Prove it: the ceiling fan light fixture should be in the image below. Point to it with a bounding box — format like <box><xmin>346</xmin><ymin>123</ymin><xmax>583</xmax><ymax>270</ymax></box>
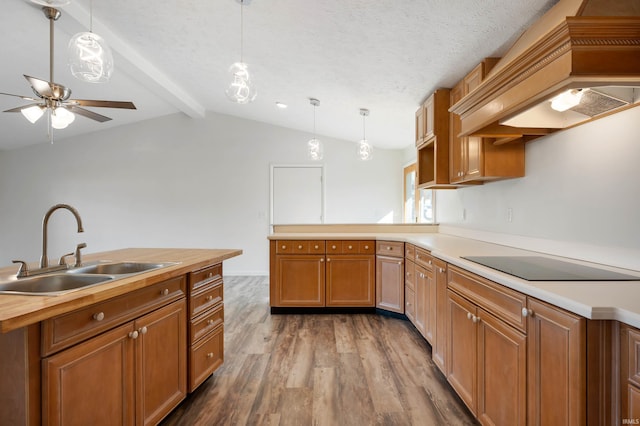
<box><xmin>68</xmin><ymin>32</ymin><xmax>114</xmax><ymax>83</ymax></box>
<box><xmin>21</xmin><ymin>105</ymin><xmax>45</xmax><ymax>124</ymax></box>
<box><xmin>51</xmin><ymin>107</ymin><xmax>75</xmax><ymax>129</ymax></box>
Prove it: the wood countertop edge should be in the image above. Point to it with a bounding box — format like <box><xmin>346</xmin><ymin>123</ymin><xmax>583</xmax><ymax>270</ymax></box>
<box><xmin>0</xmin><ymin>248</ymin><xmax>242</xmax><ymax>334</ymax></box>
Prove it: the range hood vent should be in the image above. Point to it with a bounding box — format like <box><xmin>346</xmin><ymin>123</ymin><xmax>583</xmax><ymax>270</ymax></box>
<box><xmin>450</xmin><ymin>0</ymin><xmax>640</xmax><ymax>142</ymax></box>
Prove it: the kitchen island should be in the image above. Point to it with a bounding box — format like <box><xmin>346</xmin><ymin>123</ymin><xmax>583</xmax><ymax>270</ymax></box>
<box><xmin>0</xmin><ymin>247</ymin><xmax>241</xmax><ymax>426</ymax></box>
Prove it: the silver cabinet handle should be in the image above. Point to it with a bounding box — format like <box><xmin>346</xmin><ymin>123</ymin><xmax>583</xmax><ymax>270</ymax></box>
<box><xmin>439</xmin><ymin>268</ymin><xmax>444</xmax><ymax>273</ymax></box>
<box><xmin>129</xmin><ymin>330</ymin><xmax>139</xmax><ymax>339</ymax></box>
<box><xmin>139</xmin><ymin>326</ymin><xmax>148</xmax><ymax>335</ymax></box>
<box><xmin>467</xmin><ymin>312</ymin><xmax>473</xmax><ymax>320</ymax></box>
<box><xmin>93</xmin><ymin>312</ymin><xmax>105</xmax><ymax>321</ymax></box>
<box><xmin>428</xmin><ymin>260</ymin><xmax>432</xmax><ymax>265</ymax></box>
<box><xmin>522</xmin><ymin>307</ymin><xmax>532</xmax><ymax>317</ymax></box>
<box><xmin>387</xmin><ymin>246</ymin><xmax>392</xmax><ymax>250</ymax></box>
<box><xmin>472</xmin><ymin>315</ymin><xmax>480</xmax><ymax>324</ymax></box>
<box><xmin>161</xmin><ymin>288</ymin><xmax>169</xmax><ymax>296</ymax></box>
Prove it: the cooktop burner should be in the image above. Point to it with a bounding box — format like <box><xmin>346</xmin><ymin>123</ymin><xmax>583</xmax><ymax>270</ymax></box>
<box><xmin>461</xmin><ymin>256</ymin><xmax>640</xmax><ymax>281</ymax></box>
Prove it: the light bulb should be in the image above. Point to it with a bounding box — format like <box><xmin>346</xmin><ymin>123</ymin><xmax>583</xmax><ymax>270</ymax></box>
<box><xmin>308</xmin><ymin>138</ymin><xmax>324</xmax><ymax>161</ymax></box>
<box><xmin>225</xmin><ymin>62</ymin><xmax>257</xmax><ymax>104</ymax></box>
<box><xmin>357</xmin><ymin>139</ymin><xmax>373</xmax><ymax>161</ymax></box>
<box><xmin>21</xmin><ymin>105</ymin><xmax>45</xmax><ymax>124</ymax></box>
<box><xmin>550</xmin><ymin>89</ymin><xmax>584</xmax><ymax>112</ymax></box>
<box><xmin>68</xmin><ymin>32</ymin><xmax>114</xmax><ymax>83</ymax></box>
<box><xmin>51</xmin><ymin>108</ymin><xmax>75</xmax><ymax>129</ymax></box>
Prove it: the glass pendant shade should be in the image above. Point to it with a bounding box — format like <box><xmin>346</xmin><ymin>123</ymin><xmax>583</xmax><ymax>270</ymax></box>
<box><xmin>357</xmin><ymin>139</ymin><xmax>373</xmax><ymax>161</ymax></box>
<box><xmin>51</xmin><ymin>108</ymin><xmax>75</xmax><ymax>129</ymax></box>
<box><xmin>225</xmin><ymin>62</ymin><xmax>257</xmax><ymax>104</ymax></box>
<box><xmin>21</xmin><ymin>105</ymin><xmax>45</xmax><ymax>124</ymax></box>
<box><xmin>68</xmin><ymin>32</ymin><xmax>114</xmax><ymax>83</ymax></box>
<box><xmin>308</xmin><ymin>138</ymin><xmax>324</xmax><ymax>161</ymax></box>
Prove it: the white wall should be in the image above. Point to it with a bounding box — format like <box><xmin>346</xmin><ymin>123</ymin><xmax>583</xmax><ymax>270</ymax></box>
<box><xmin>0</xmin><ymin>112</ymin><xmax>404</xmax><ymax>274</ymax></box>
<box><xmin>436</xmin><ymin>106</ymin><xmax>640</xmax><ymax>267</ymax></box>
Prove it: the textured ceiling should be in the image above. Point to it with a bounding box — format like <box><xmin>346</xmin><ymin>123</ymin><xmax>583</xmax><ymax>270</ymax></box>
<box><xmin>0</xmin><ymin>0</ymin><xmax>557</xmax><ymax>151</ymax></box>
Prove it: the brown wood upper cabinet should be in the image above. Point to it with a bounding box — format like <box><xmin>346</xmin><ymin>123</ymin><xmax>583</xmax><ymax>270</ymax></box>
<box><xmin>416</xmin><ymin>89</ymin><xmax>451</xmax><ymax>189</ymax></box>
<box><xmin>449</xmin><ymin>59</ymin><xmax>525</xmax><ymax>184</ymax></box>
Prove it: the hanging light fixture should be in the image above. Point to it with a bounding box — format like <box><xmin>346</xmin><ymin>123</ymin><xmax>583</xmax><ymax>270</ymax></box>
<box><xmin>30</xmin><ymin>0</ymin><xmax>71</xmax><ymax>6</ymax></box>
<box><xmin>68</xmin><ymin>0</ymin><xmax>114</xmax><ymax>83</ymax></box>
<box><xmin>357</xmin><ymin>108</ymin><xmax>373</xmax><ymax>161</ymax></box>
<box><xmin>225</xmin><ymin>0</ymin><xmax>257</xmax><ymax>104</ymax></box>
<box><xmin>308</xmin><ymin>98</ymin><xmax>323</xmax><ymax>161</ymax></box>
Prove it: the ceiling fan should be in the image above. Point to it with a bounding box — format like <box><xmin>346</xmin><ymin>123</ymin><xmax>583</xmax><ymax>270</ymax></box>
<box><xmin>0</xmin><ymin>5</ymin><xmax>136</xmax><ymax>140</ymax></box>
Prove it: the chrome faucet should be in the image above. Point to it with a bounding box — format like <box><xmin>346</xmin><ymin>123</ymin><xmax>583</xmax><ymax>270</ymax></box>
<box><xmin>41</xmin><ymin>204</ymin><xmax>84</xmax><ymax>268</ymax></box>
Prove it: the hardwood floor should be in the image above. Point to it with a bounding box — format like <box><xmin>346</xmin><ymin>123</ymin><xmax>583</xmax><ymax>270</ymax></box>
<box><xmin>162</xmin><ymin>276</ymin><xmax>477</xmax><ymax>425</ymax></box>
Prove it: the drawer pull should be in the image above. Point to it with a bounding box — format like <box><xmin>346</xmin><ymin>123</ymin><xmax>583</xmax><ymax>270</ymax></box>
<box><xmin>327</xmin><ymin>258</ymin><xmax>331</xmax><ymax>262</ymax></box>
<box><xmin>92</xmin><ymin>312</ymin><xmax>105</xmax><ymax>321</ymax></box>
<box><xmin>206</xmin><ymin>295</ymin><xmax>214</xmax><ymax>301</ymax></box>
<box><xmin>207</xmin><ymin>352</ymin><xmax>214</xmax><ymax>359</ymax></box>
<box><xmin>128</xmin><ymin>330</ymin><xmax>139</xmax><ymax>339</ymax></box>
<box><xmin>467</xmin><ymin>312</ymin><xmax>473</xmax><ymax>320</ymax></box>
<box><xmin>208</xmin><ymin>272</ymin><xmax>213</xmax><ymax>278</ymax></box>
<box><xmin>314</xmin><ymin>245</ymin><xmax>319</xmax><ymax>249</ymax></box>
<box><xmin>364</xmin><ymin>245</ymin><xmax>369</xmax><ymax>250</ymax></box>
<box><xmin>387</xmin><ymin>246</ymin><xmax>392</xmax><ymax>250</ymax></box>
<box><xmin>439</xmin><ymin>268</ymin><xmax>444</xmax><ymax>273</ymax></box>
<box><xmin>207</xmin><ymin>319</ymin><xmax>215</xmax><ymax>326</ymax></box>
<box><xmin>320</xmin><ymin>258</ymin><xmax>324</xmax><ymax>263</ymax></box>
<box><xmin>416</xmin><ymin>254</ymin><xmax>420</xmax><ymax>259</ymax></box>
<box><xmin>332</xmin><ymin>245</ymin><xmax>337</xmax><ymax>250</ymax></box>
<box><xmin>139</xmin><ymin>326</ymin><xmax>148</xmax><ymax>335</ymax></box>
<box><xmin>428</xmin><ymin>260</ymin><xmax>432</xmax><ymax>265</ymax></box>
<box><xmin>348</xmin><ymin>245</ymin><xmax>353</xmax><ymax>250</ymax></box>
<box><xmin>298</xmin><ymin>245</ymin><xmax>303</xmax><ymax>250</ymax></box>
<box><xmin>281</xmin><ymin>245</ymin><xmax>287</xmax><ymax>250</ymax></box>
<box><xmin>398</xmin><ymin>261</ymin><xmax>402</xmax><ymax>265</ymax></box>
<box><xmin>161</xmin><ymin>288</ymin><xmax>169</xmax><ymax>296</ymax></box>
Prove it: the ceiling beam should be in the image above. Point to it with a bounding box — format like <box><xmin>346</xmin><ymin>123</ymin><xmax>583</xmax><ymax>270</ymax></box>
<box><xmin>59</xmin><ymin>3</ymin><xmax>206</xmax><ymax>119</ymax></box>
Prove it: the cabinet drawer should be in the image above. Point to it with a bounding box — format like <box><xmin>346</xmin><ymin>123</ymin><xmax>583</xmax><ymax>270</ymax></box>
<box><xmin>415</xmin><ymin>248</ymin><xmax>433</xmax><ymax>270</ymax></box>
<box><xmin>327</xmin><ymin>240</ymin><xmax>375</xmax><ymax>255</ymax></box>
<box><xmin>189</xmin><ymin>263</ymin><xmax>222</xmax><ymax>292</ymax></box>
<box><xmin>42</xmin><ymin>276</ymin><xmax>186</xmax><ymax>356</ymax></box>
<box><xmin>190</xmin><ymin>303</ymin><xmax>224</xmax><ymax>344</ymax></box>
<box><xmin>276</xmin><ymin>240</ymin><xmax>325</xmax><ymax>254</ymax></box>
<box><xmin>405</xmin><ymin>259</ymin><xmax>415</xmax><ymax>291</ymax></box>
<box><xmin>405</xmin><ymin>286</ymin><xmax>416</xmax><ymax>319</ymax></box>
<box><xmin>189</xmin><ymin>324</ymin><xmax>224</xmax><ymax>392</ymax></box>
<box><xmin>376</xmin><ymin>241</ymin><xmax>404</xmax><ymax>258</ymax></box>
<box><xmin>190</xmin><ymin>281</ymin><xmax>223</xmax><ymax>318</ymax></box>
<box><xmin>448</xmin><ymin>266</ymin><xmax>526</xmax><ymax>332</ymax></box>
<box><xmin>405</xmin><ymin>244</ymin><xmax>416</xmax><ymax>261</ymax></box>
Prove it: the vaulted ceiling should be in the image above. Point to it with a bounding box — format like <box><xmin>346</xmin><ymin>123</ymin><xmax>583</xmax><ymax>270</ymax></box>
<box><xmin>0</xmin><ymin>0</ymin><xmax>557</xmax><ymax>151</ymax></box>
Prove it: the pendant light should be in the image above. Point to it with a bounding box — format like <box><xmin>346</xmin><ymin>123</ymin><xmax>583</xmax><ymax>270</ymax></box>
<box><xmin>225</xmin><ymin>0</ymin><xmax>257</xmax><ymax>104</ymax></box>
<box><xmin>30</xmin><ymin>0</ymin><xmax>71</xmax><ymax>6</ymax></box>
<box><xmin>308</xmin><ymin>98</ymin><xmax>323</xmax><ymax>161</ymax></box>
<box><xmin>68</xmin><ymin>0</ymin><xmax>114</xmax><ymax>83</ymax></box>
<box><xmin>357</xmin><ymin>108</ymin><xmax>373</xmax><ymax>161</ymax></box>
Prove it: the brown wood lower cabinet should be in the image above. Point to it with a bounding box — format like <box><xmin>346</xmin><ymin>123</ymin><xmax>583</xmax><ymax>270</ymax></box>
<box><xmin>42</xmin><ymin>299</ymin><xmax>187</xmax><ymax>426</ymax></box>
<box><xmin>622</xmin><ymin>324</ymin><xmax>640</xmax><ymax>422</ymax></box>
<box><xmin>326</xmin><ymin>254</ymin><xmax>375</xmax><ymax>306</ymax></box>
<box><xmin>432</xmin><ymin>258</ymin><xmax>448</xmax><ymax>374</ymax></box>
<box><xmin>376</xmin><ymin>241</ymin><xmax>405</xmax><ymax>313</ymax></box>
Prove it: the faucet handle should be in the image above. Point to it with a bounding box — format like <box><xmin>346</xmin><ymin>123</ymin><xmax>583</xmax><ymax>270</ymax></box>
<box><xmin>75</xmin><ymin>243</ymin><xmax>87</xmax><ymax>267</ymax></box>
<box><xmin>59</xmin><ymin>252</ymin><xmax>75</xmax><ymax>266</ymax></box>
<box><xmin>12</xmin><ymin>260</ymin><xmax>29</xmax><ymax>278</ymax></box>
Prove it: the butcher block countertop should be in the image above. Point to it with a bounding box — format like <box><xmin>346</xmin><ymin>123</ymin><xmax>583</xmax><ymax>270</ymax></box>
<box><xmin>0</xmin><ymin>248</ymin><xmax>242</xmax><ymax>334</ymax></box>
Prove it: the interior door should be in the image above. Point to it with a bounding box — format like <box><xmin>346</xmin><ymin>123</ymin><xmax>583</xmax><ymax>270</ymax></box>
<box><xmin>271</xmin><ymin>165</ymin><xmax>324</xmax><ymax>225</ymax></box>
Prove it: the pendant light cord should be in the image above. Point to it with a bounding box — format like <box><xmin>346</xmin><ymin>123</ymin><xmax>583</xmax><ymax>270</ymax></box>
<box><xmin>240</xmin><ymin>0</ymin><xmax>244</xmax><ymax>63</ymax></box>
<box><xmin>313</xmin><ymin>105</ymin><xmax>316</xmax><ymax>139</ymax></box>
<box><xmin>89</xmin><ymin>0</ymin><xmax>93</xmax><ymax>33</ymax></box>
<box><xmin>362</xmin><ymin>114</ymin><xmax>366</xmax><ymax>140</ymax></box>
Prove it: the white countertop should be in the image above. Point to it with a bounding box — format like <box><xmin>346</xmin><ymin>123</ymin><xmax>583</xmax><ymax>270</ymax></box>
<box><xmin>270</xmin><ymin>231</ymin><xmax>640</xmax><ymax>328</ymax></box>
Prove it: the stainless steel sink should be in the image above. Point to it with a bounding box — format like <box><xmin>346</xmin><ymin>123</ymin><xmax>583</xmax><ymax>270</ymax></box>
<box><xmin>68</xmin><ymin>261</ymin><xmax>177</xmax><ymax>275</ymax></box>
<box><xmin>0</xmin><ymin>274</ymin><xmax>114</xmax><ymax>296</ymax></box>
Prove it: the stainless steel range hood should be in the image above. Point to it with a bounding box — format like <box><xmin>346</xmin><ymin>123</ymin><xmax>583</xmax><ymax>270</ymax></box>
<box><xmin>450</xmin><ymin>0</ymin><xmax>640</xmax><ymax>144</ymax></box>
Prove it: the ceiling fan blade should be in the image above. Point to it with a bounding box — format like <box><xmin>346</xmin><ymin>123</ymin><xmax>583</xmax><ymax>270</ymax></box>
<box><xmin>66</xmin><ymin>105</ymin><xmax>112</xmax><ymax>122</ymax></box>
<box><xmin>3</xmin><ymin>103</ymin><xmax>43</xmax><ymax>113</ymax></box>
<box><xmin>0</xmin><ymin>92</ymin><xmax>40</xmax><ymax>101</ymax></box>
<box><xmin>69</xmin><ymin>99</ymin><xmax>137</xmax><ymax>110</ymax></box>
<box><xmin>24</xmin><ymin>75</ymin><xmax>71</xmax><ymax>100</ymax></box>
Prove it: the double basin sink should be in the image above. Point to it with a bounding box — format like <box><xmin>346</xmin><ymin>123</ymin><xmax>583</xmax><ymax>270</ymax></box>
<box><xmin>0</xmin><ymin>261</ymin><xmax>178</xmax><ymax>296</ymax></box>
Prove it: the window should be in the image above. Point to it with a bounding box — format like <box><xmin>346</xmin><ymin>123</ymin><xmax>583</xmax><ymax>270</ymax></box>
<box><xmin>404</xmin><ymin>163</ymin><xmax>435</xmax><ymax>224</ymax></box>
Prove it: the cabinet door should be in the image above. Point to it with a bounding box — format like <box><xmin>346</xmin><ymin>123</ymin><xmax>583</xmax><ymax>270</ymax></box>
<box><xmin>414</xmin><ymin>265</ymin><xmax>428</xmax><ymax>337</ymax></box>
<box><xmin>432</xmin><ymin>260</ymin><xmax>447</xmax><ymax>374</ymax></box>
<box><xmin>465</xmin><ymin>136</ymin><xmax>483</xmax><ymax>180</ymax></box>
<box><xmin>376</xmin><ymin>255</ymin><xmax>404</xmax><ymax>313</ymax></box>
<box><xmin>326</xmin><ymin>255</ymin><xmax>375</xmax><ymax>307</ymax></box>
<box><xmin>449</xmin><ymin>81</ymin><xmax>465</xmax><ymax>184</ymax></box>
<box><xmin>527</xmin><ymin>298</ymin><xmax>586</xmax><ymax>426</ymax></box>
<box><xmin>477</xmin><ymin>308</ymin><xmax>526</xmax><ymax>426</ymax></box>
<box><xmin>423</xmin><ymin>94</ymin><xmax>435</xmax><ymax>141</ymax></box>
<box><xmin>136</xmin><ymin>300</ymin><xmax>187</xmax><ymax>426</ymax></box>
<box><xmin>274</xmin><ymin>255</ymin><xmax>325</xmax><ymax>306</ymax></box>
<box><xmin>42</xmin><ymin>323</ymin><xmax>136</xmax><ymax>426</ymax></box>
<box><xmin>447</xmin><ymin>290</ymin><xmax>478</xmax><ymax>415</ymax></box>
<box><xmin>415</xmin><ymin>105</ymin><xmax>425</xmax><ymax>146</ymax></box>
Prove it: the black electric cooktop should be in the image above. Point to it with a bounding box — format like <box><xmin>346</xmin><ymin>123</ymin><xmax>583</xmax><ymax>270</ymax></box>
<box><xmin>461</xmin><ymin>256</ymin><xmax>640</xmax><ymax>281</ymax></box>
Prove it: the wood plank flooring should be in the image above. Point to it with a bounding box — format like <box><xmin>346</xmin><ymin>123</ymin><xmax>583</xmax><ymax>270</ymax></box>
<box><xmin>162</xmin><ymin>276</ymin><xmax>477</xmax><ymax>425</ymax></box>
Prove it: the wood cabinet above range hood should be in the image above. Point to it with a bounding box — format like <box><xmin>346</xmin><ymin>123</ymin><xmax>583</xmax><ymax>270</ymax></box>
<box><xmin>450</xmin><ymin>0</ymin><xmax>640</xmax><ymax>144</ymax></box>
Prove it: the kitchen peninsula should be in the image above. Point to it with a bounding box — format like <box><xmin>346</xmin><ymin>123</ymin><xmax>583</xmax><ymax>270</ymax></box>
<box><xmin>269</xmin><ymin>224</ymin><xmax>640</xmax><ymax>424</ymax></box>
<box><xmin>0</xmin><ymin>247</ymin><xmax>241</xmax><ymax>426</ymax></box>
